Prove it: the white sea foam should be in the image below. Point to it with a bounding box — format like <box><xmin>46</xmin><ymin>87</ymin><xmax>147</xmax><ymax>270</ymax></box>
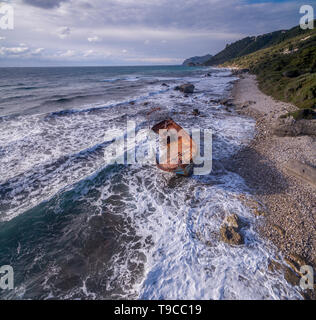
<box><xmin>0</xmin><ymin>68</ymin><xmax>303</xmax><ymax>299</ymax></box>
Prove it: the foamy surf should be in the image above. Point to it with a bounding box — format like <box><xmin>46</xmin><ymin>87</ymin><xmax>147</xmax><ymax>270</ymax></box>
<box><xmin>0</xmin><ymin>66</ymin><xmax>302</xmax><ymax>300</ymax></box>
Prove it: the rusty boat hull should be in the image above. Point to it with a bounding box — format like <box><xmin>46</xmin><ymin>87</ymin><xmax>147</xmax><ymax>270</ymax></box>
<box><xmin>151</xmin><ymin>118</ymin><xmax>197</xmax><ymax>176</ymax></box>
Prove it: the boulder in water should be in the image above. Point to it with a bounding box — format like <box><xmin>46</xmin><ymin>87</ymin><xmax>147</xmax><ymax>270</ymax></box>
<box><xmin>175</xmin><ymin>83</ymin><xmax>195</xmax><ymax>94</ymax></box>
<box><xmin>220</xmin><ymin>214</ymin><xmax>244</xmax><ymax>246</ymax></box>
<box><xmin>220</xmin><ymin>225</ymin><xmax>244</xmax><ymax>246</ymax></box>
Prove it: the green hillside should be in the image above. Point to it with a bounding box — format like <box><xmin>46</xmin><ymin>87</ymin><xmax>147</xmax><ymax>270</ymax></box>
<box><xmin>204</xmin><ymin>24</ymin><xmax>313</xmax><ymax>66</ymax></box>
<box><xmin>221</xmin><ymin>26</ymin><xmax>316</xmax><ymax>110</ymax></box>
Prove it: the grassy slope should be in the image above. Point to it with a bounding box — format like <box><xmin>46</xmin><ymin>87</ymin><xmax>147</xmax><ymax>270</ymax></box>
<box><xmin>220</xmin><ymin>26</ymin><xmax>316</xmax><ymax>110</ymax></box>
<box><xmin>204</xmin><ymin>25</ymin><xmax>312</xmax><ymax>66</ymax></box>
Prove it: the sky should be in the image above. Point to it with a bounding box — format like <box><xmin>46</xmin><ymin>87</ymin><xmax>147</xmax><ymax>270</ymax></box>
<box><xmin>0</xmin><ymin>0</ymin><xmax>313</xmax><ymax>66</ymax></box>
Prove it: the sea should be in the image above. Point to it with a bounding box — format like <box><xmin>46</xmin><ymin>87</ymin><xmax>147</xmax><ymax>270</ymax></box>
<box><xmin>0</xmin><ymin>66</ymin><xmax>302</xmax><ymax>299</ymax></box>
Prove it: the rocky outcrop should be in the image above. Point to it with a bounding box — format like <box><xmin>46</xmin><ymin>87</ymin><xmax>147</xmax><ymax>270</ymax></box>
<box><xmin>273</xmin><ymin>117</ymin><xmax>316</xmax><ymax>137</ymax></box>
<box><xmin>220</xmin><ymin>214</ymin><xmax>244</xmax><ymax>246</ymax></box>
<box><xmin>175</xmin><ymin>84</ymin><xmax>195</xmax><ymax>94</ymax></box>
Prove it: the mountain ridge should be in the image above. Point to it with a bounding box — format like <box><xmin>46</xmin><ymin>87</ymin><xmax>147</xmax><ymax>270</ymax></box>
<box><xmin>182</xmin><ymin>54</ymin><xmax>213</xmax><ymax>66</ymax></box>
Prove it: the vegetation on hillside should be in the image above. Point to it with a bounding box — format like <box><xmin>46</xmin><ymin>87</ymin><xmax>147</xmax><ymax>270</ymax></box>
<box><xmin>204</xmin><ymin>24</ymin><xmax>313</xmax><ymax>66</ymax></box>
<box><xmin>208</xmin><ymin>23</ymin><xmax>316</xmax><ymax>112</ymax></box>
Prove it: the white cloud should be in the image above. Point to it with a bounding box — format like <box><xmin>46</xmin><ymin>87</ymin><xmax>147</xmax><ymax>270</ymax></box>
<box><xmin>125</xmin><ymin>57</ymin><xmax>183</xmax><ymax>64</ymax></box>
<box><xmin>0</xmin><ymin>46</ymin><xmax>30</xmax><ymax>56</ymax></box>
<box><xmin>32</xmin><ymin>48</ymin><xmax>44</xmax><ymax>54</ymax></box>
<box><xmin>87</xmin><ymin>35</ymin><xmax>101</xmax><ymax>42</ymax></box>
<box><xmin>83</xmin><ymin>49</ymin><xmax>94</xmax><ymax>57</ymax></box>
<box><xmin>59</xmin><ymin>49</ymin><xmax>75</xmax><ymax>57</ymax></box>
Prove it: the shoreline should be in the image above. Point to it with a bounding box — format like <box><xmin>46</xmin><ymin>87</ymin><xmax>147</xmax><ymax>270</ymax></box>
<box><xmin>226</xmin><ymin>72</ymin><xmax>316</xmax><ymax>298</ymax></box>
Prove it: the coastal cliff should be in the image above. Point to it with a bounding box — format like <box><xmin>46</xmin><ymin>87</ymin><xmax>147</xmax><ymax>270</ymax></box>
<box><xmin>182</xmin><ymin>54</ymin><xmax>213</xmax><ymax>66</ymax></box>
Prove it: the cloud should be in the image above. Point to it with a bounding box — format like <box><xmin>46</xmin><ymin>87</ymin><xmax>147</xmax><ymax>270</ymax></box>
<box><xmin>23</xmin><ymin>0</ymin><xmax>69</xmax><ymax>9</ymax></box>
<box><xmin>0</xmin><ymin>46</ymin><xmax>30</xmax><ymax>56</ymax></box>
<box><xmin>0</xmin><ymin>37</ymin><xmax>6</xmax><ymax>41</ymax></box>
<box><xmin>83</xmin><ymin>49</ymin><xmax>94</xmax><ymax>57</ymax></box>
<box><xmin>87</xmin><ymin>35</ymin><xmax>101</xmax><ymax>42</ymax></box>
<box><xmin>57</xmin><ymin>26</ymin><xmax>71</xmax><ymax>39</ymax></box>
<box><xmin>1</xmin><ymin>0</ymin><xmax>307</xmax><ymax>66</ymax></box>
<box><xmin>125</xmin><ymin>57</ymin><xmax>183</xmax><ymax>64</ymax></box>
<box><xmin>32</xmin><ymin>47</ymin><xmax>44</xmax><ymax>54</ymax></box>
<box><xmin>59</xmin><ymin>49</ymin><xmax>75</xmax><ymax>57</ymax></box>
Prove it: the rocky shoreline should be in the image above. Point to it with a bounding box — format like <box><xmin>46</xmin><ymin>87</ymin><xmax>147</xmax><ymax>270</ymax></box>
<box><xmin>225</xmin><ymin>72</ymin><xmax>316</xmax><ymax>299</ymax></box>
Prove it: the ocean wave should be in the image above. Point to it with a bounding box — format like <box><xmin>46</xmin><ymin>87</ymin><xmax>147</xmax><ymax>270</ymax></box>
<box><xmin>100</xmin><ymin>76</ymin><xmax>140</xmax><ymax>83</ymax></box>
<box><xmin>44</xmin><ymin>87</ymin><xmax>171</xmax><ymax>118</ymax></box>
<box><xmin>0</xmin><ymin>67</ymin><xmax>302</xmax><ymax>300</ymax></box>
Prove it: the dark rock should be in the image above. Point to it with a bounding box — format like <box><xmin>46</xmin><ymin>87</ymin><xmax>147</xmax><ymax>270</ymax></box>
<box><xmin>209</xmin><ymin>98</ymin><xmax>220</xmax><ymax>104</ymax></box>
<box><xmin>220</xmin><ymin>98</ymin><xmax>234</xmax><ymax>107</ymax></box>
<box><xmin>293</xmin><ymin>109</ymin><xmax>316</xmax><ymax>120</ymax></box>
<box><xmin>177</xmin><ymin>84</ymin><xmax>195</xmax><ymax>94</ymax></box>
<box><xmin>192</xmin><ymin>108</ymin><xmax>200</xmax><ymax>116</ymax></box>
<box><xmin>283</xmin><ymin>70</ymin><xmax>300</xmax><ymax>78</ymax></box>
<box><xmin>161</xmin><ymin>83</ymin><xmax>169</xmax><ymax>87</ymax></box>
